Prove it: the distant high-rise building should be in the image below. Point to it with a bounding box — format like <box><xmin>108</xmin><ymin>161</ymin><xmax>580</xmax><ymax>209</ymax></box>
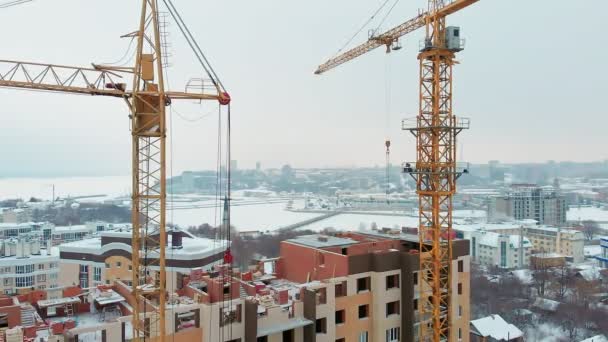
<box><xmin>255</xmin><ymin>161</ymin><xmax>261</xmax><ymax>171</ymax></box>
<box><xmin>230</xmin><ymin>159</ymin><xmax>238</xmax><ymax>171</ymax></box>
<box><xmin>488</xmin><ymin>184</ymin><xmax>566</xmax><ymax>226</ymax></box>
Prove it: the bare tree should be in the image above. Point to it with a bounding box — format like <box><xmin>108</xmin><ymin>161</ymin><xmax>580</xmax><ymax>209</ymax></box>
<box><xmin>549</xmin><ymin>265</ymin><xmax>574</xmax><ymax>300</ymax></box>
<box><xmin>582</xmin><ymin>220</ymin><xmax>599</xmax><ymax>241</ymax></box>
<box><xmin>532</xmin><ymin>258</ymin><xmax>550</xmax><ymax>297</ymax></box>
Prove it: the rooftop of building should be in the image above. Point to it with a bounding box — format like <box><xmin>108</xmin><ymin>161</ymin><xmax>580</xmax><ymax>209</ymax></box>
<box><xmin>285</xmin><ymin>234</ymin><xmax>359</xmax><ymax>248</ymax></box>
<box><xmin>59</xmin><ymin>229</ymin><xmax>226</xmax><ymax>261</ymax></box>
<box><xmin>0</xmin><ymin>246</ymin><xmax>59</xmax><ymax>266</ymax></box>
<box><xmin>470</xmin><ymin>314</ymin><xmax>523</xmax><ymax>340</ymax></box>
<box><xmin>474</xmin><ymin>231</ymin><xmax>532</xmax><ymax>249</ymax></box>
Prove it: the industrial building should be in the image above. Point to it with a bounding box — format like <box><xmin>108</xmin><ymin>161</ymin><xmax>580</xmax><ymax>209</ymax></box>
<box><xmin>488</xmin><ymin>185</ymin><xmax>566</xmax><ymax>226</ymax></box>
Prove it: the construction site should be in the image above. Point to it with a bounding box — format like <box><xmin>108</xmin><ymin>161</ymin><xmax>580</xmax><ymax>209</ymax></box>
<box><xmin>2</xmin><ymin>0</ymin><xmax>581</xmax><ymax>341</ymax></box>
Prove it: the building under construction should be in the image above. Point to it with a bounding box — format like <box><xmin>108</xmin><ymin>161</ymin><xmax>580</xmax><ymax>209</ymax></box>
<box><xmin>0</xmin><ymin>229</ymin><xmax>470</xmax><ymax>342</ymax></box>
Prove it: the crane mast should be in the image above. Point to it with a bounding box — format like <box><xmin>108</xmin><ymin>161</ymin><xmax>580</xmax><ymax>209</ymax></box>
<box><xmin>130</xmin><ymin>0</ymin><xmax>167</xmax><ymax>340</ymax></box>
<box><xmin>315</xmin><ymin>1</ymin><xmax>478</xmax><ymax>341</ymax></box>
<box><xmin>0</xmin><ymin>1</ymin><xmax>230</xmax><ymax>340</ymax></box>
<box><xmin>403</xmin><ymin>1</ymin><xmax>469</xmax><ymax>341</ymax></box>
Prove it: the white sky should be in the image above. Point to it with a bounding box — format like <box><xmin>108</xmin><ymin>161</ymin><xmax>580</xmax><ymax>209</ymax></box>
<box><xmin>0</xmin><ymin>0</ymin><xmax>606</xmax><ymax>176</ymax></box>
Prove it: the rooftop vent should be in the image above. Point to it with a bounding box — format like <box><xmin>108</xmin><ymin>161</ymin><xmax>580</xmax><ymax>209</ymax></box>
<box><xmin>317</xmin><ymin>236</ymin><xmax>329</xmax><ymax>242</ymax></box>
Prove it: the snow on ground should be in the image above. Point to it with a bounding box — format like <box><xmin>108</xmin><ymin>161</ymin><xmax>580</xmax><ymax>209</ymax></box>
<box><xmin>525</xmin><ymin>322</ymin><xmax>568</xmax><ymax>342</ymax></box>
<box><xmin>296</xmin><ymin>213</ymin><xmax>420</xmax><ymax>232</ymax></box>
<box><xmin>568</xmin><ymin>206</ymin><xmax>608</xmax><ymax>222</ymax></box>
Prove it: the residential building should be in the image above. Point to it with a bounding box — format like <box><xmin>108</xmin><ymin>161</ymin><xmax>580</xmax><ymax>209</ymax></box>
<box><xmin>467</xmin><ymin>230</ymin><xmax>532</xmax><ymax>268</ymax></box>
<box><xmin>488</xmin><ymin>185</ymin><xmax>566</xmax><ymax>226</ymax></box>
<box><xmin>0</xmin><ymin>208</ymin><xmax>32</xmax><ymax>224</ymax></box>
<box><xmin>470</xmin><ymin>314</ymin><xmax>523</xmax><ymax>341</ymax></box>
<box><xmin>0</xmin><ymin>234</ymin><xmax>60</xmax><ymax>298</ymax></box>
<box><xmin>0</xmin><ymin>230</ymin><xmax>472</xmax><ymax>342</ymax></box>
<box><xmin>57</xmin><ymin>228</ymin><xmax>226</xmax><ymax>291</ymax></box>
<box><xmin>0</xmin><ymin>222</ymin><xmax>52</xmax><ymax>241</ymax></box>
<box><xmin>50</xmin><ymin>221</ymin><xmax>127</xmax><ymax>245</ymax></box>
<box><xmin>597</xmin><ymin>236</ymin><xmax>608</xmax><ymax>268</ymax></box>
<box><xmin>455</xmin><ymin>221</ymin><xmax>585</xmax><ymax>263</ymax></box>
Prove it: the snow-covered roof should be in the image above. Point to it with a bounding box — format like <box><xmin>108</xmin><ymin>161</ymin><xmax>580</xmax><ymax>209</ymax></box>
<box><xmin>580</xmin><ymin>335</ymin><xmax>608</xmax><ymax>342</ymax></box>
<box><xmin>532</xmin><ymin>297</ymin><xmax>561</xmax><ymax>312</ymax></box>
<box><xmin>474</xmin><ymin>231</ymin><xmax>531</xmax><ymax>249</ymax></box>
<box><xmin>510</xmin><ymin>269</ymin><xmax>533</xmax><ymax>285</ymax></box>
<box><xmin>577</xmin><ymin>268</ymin><xmax>602</xmax><ymax>282</ymax></box>
<box><xmin>470</xmin><ymin>314</ymin><xmax>523</xmax><ymax>340</ymax></box>
<box><xmin>568</xmin><ymin>206</ymin><xmax>608</xmax><ymax>222</ymax></box>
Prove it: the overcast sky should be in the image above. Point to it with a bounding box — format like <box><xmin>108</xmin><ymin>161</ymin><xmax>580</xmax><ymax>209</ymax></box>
<box><xmin>0</xmin><ymin>0</ymin><xmax>606</xmax><ymax>177</ymax></box>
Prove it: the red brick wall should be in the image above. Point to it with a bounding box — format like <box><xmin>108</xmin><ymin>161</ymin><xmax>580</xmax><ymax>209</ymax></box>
<box><xmin>279</xmin><ymin>242</ymin><xmax>348</xmax><ymax>283</ymax></box>
<box><xmin>0</xmin><ymin>304</ymin><xmax>21</xmax><ymax>328</ymax></box>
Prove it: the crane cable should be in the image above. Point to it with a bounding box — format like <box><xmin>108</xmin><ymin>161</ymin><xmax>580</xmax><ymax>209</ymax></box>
<box><xmin>160</xmin><ymin>0</ymin><xmax>227</xmax><ymax>92</ymax></box>
<box><xmin>0</xmin><ymin>0</ymin><xmax>33</xmax><ymax>9</ymax></box>
<box><xmin>384</xmin><ymin>54</ymin><xmax>392</xmax><ymax>204</ymax></box>
<box><xmin>333</xmin><ymin>0</ymin><xmax>392</xmax><ymax>57</ymax></box>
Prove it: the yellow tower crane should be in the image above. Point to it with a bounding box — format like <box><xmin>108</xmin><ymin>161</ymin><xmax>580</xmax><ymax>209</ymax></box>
<box><xmin>315</xmin><ymin>1</ymin><xmax>478</xmax><ymax>341</ymax></box>
<box><xmin>0</xmin><ymin>1</ymin><xmax>230</xmax><ymax>341</ymax></box>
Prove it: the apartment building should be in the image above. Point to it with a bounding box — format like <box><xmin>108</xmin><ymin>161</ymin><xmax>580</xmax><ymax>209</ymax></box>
<box><xmin>488</xmin><ymin>185</ymin><xmax>566</xmax><ymax>226</ymax></box>
<box><xmin>468</xmin><ymin>231</ymin><xmax>532</xmax><ymax>268</ymax></box>
<box><xmin>596</xmin><ymin>236</ymin><xmax>608</xmax><ymax>268</ymax></box>
<box><xmin>0</xmin><ymin>230</ymin><xmax>471</xmax><ymax>342</ymax></box>
<box><xmin>57</xmin><ymin>227</ymin><xmax>226</xmax><ymax>291</ymax></box>
<box><xmin>0</xmin><ymin>222</ymin><xmax>52</xmax><ymax>240</ymax></box>
<box><xmin>0</xmin><ymin>234</ymin><xmax>60</xmax><ymax>298</ymax></box>
<box><xmin>522</xmin><ymin>226</ymin><xmax>584</xmax><ymax>263</ymax></box>
<box><xmin>455</xmin><ymin>221</ymin><xmax>585</xmax><ymax>263</ymax></box>
<box><xmin>0</xmin><ymin>208</ymin><xmax>32</xmax><ymax>224</ymax></box>
<box><xmin>50</xmin><ymin>221</ymin><xmax>128</xmax><ymax>245</ymax></box>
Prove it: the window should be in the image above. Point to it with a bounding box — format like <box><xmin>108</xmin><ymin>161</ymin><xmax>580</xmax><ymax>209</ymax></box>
<box><xmin>357</xmin><ymin>277</ymin><xmax>370</xmax><ymax>292</ymax></box>
<box><xmin>458</xmin><ymin>283</ymin><xmax>462</xmax><ymax>295</ymax></box>
<box><xmin>335</xmin><ymin>281</ymin><xmax>347</xmax><ymax>297</ymax></box>
<box><xmin>105</xmin><ymin>263</ymin><xmax>110</xmax><ymax>268</ymax></box>
<box><xmin>257</xmin><ymin>337</ymin><xmax>267</xmax><ymax>342</ymax></box>
<box><xmin>16</xmin><ymin>265</ymin><xmax>34</xmax><ymax>274</ymax></box>
<box><xmin>37</xmin><ymin>274</ymin><xmax>46</xmax><ymax>282</ymax></box>
<box><xmin>386</xmin><ymin>327</ymin><xmax>400</xmax><ymax>342</ymax></box>
<box><xmin>315</xmin><ymin>318</ymin><xmax>327</xmax><ymax>334</ymax></box>
<box><xmin>359</xmin><ymin>331</ymin><xmax>369</xmax><ymax>342</ymax></box>
<box><xmin>458</xmin><ymin>328</ymin><xmax>462</xmax><ymax>340</ymax></box>
<box><xmin>38</xmin><ymin>264</ymin><xmax>45</xmax><ymax>270</ymax></box>
<box><xmin>3</xmin><ymin>278</ymin><xmax>12</xmax><ymax>286</ymax></box>
<box><xmin>50</xmin><ymin>273</ymin><xmax>58</xmax><ymax>280</ymax></box>
<box><xmin>413</xmin><ymin>299</ymin><xmax>418</xmax><ymax>310</ymax></box>
<box><xmin>128</xmin><ymin>265</ymin><xmax>132</xmax><ymax>271</ymax></box>
<box><xmin>49</xmin><ymin>262</ymin><xmax>58</xmax><ymax>269</ymax></box>
<box><xmin>458</xmin><ymin>305</ymin><xmax>463</xmax><ymax>317</ymax></box>
<box><xmin>2</xmin><ymin>267</ymin><xmax>10</xmax><ymax>273</ymax></box>
<box><xmin>386</xmin><ymin>274</ymin><xmax>399</xmax><ymax>290</ymax></box>
<box><xmin>38</xmin><ymin>285</ymin><xmax>46</xmax><ymax>290</ymax></box>
<box><xmin>93</xmin><ymin>267</ymin><xmax>102</xmax><ymax>282</ymax></box>
<box><xmin>80</xmin><ymin>265</ymin><xmax>88</xmax><ymax>273</ymax></box>
<box><xmin>358</xmin><ymin>304</ymin><xmax>369</xmax><ymax>319</ymax></box>
<box><xmin>116</xmin><ymin>261</ymin><xmax>122</xmax><ymax>267</ymax></box>
<box><xmin>413</xmin><ymin>272</ymin><xmax>418</xmax><ymax>285</ymax></box>
<box><xmin>386</xmin><ymin>301</ymin><xmax>400</xmax><ymax>316</ymax></box>
<box><xmin>335</xmin><ymin>310</ymin><xmax>345</xmax><ymax>325</ymax></box>
<box><xmin>16</xmin><ymin>276</ymin><xmax>34</xmax><ymax>288</ymax></box>
<box><xmin>458</xmin><ymin>260</ymin><xmax>464</xmax><ymax>273</ymax></box>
